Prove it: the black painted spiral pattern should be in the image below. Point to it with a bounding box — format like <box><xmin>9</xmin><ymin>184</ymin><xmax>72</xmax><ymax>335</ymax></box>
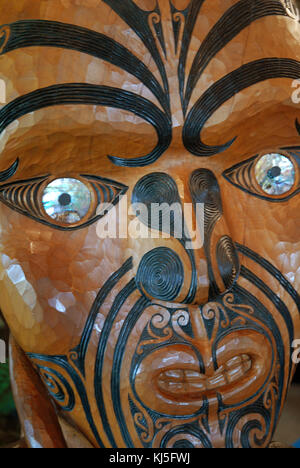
<box><xmin>189</xmin><ymin>169</ymin><xmax>222</xmax><ymax>230</ymax></box>
<box><xmin>216</xmin><ymin>236</ymin><xmax>240</xmax><ymax>290</ymax></box>
<box><xmin>136</xmin><ymin>247</ymin><xmax>184</xmax><ymax>301</ymax></box>
<box><xmin>132</xmin><ymin>172</ymin><xmax>180</xmax><ymax>206</ymax></box>
<box><xmin>132</xmin><ymin>172</ymin><xmax>182</xmax><ymax>233</ymax></box>
<box><xmin>36</xmin><ymin>365</ymin><xmax>75</xmax><ymax>412</ymax></box>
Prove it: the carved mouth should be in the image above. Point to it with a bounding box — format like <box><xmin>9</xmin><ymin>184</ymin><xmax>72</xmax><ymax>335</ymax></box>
<box><xmin>157</xmin><ymin>354</ymin><xmax>252</xmax><ymax>397</ymax></box>
<box><xmin>134</xmin><ymin>330</ymin><xmax>273</xmax><ymax>415</ymax></box>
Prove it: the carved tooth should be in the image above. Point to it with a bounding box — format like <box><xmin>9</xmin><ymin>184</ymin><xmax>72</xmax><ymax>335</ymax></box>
<box><xmin>226</xmin><ymin>356</ymin><xmax>242</xmax><ymax>368</ymax></box>
<box><xmin>167</xmin><ymin>382</ymin><xmax>185</xmax><ymax>392</ymax></box>
<box><xmin>207</xmin><ymin>373</ymin><xmax>226</xmax><ymax>390</ymax></box>
<box><xmin>188</xmin><ymin>381</ymin><xmax>206</xmax><ymax>392</ymax></box>
<box><xmin>226</xmin><ymin>365</ymin><xmax>245</xmax><ymax>383</ymax></box>
<box><xmin>164</xmin><ymin>370</ymin><xmax>183</xmax><ymax>380</ymax></box>
<box><xmin>241</xmin><ymin>354</ymin><xmax>250</xmax><ymax>361</ymax></box>
<box><xmin>243</xmin><ymin>359</ymin><xmax>252</xmax><ymax>373</ymax></box>
<box><xmin>158</xmin><ymin>381</ymin><xmax>184</xmax><ymax>393</ymax></box>
<box><xmin>184</xmin><ymin>370</ymin><xmax>205</xmax><ymax>381</ymax></box>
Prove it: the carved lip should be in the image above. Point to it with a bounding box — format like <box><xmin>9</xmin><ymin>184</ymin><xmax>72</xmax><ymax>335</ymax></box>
<box><xmin>134</xmin><ymin>330</ymin><xmax>272</xmax><ymax>414</ymax></box>
<box><xmin>157</xmin><ymin>354</ymin><xmax>252</xmax><ymax>398</ymax></box>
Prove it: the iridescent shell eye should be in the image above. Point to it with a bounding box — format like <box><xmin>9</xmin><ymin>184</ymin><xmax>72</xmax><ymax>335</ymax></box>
<box><xmin>42</xmin><ymin>178</ymin><xmax>92</xmax><ymax>224</ymax></box>
<box><xmin>255</xmin><ymin>153</ymin><xmax>295</xmax><ymax>195</ymax></box>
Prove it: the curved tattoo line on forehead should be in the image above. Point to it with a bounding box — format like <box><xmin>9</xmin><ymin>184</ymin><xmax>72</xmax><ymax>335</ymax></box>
<box><xmin>183</xmin><ymin>58</ymin><xmax>300</xmax><ymax>157</ymax></box>
<box><xmin>182</xmin><ymin>0</ymin><xmax>290</xmax><ymax>114</ymax></box>
<box><xmin>173</xmin><ymin>0</ymin><xmax>205</xmax><ymax>107</ymax></box>
<box><xmin>0</xmin><ymin>1</ymin><xmax>291</xmax><ymax>112</ymax></box>
<box><xmin>0</xmin><ymin>84</ymin><xmax>172</xmax><ymax>167</ymax></box>
<box><xmin>102</xmin><ymin>0</ymin><xmax>169</xmax><ymax>96</ymax></box>
<box><xmin>0</xmin><ymin>20</ymin><xmax>170</xmax><ymax>115</ymax></box>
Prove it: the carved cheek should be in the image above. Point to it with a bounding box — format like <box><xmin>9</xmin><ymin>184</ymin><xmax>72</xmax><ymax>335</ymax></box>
<box><xmin>0</xmin><ymin>203</ymin><xmax>127</xmax><ymax>354</ymax></box>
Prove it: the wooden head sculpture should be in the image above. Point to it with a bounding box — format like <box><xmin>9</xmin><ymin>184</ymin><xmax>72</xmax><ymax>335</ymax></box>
<box><xmin>0</xmin><ymin>0</ymin><xmax>300</xmax><ymax>449</ymax></box>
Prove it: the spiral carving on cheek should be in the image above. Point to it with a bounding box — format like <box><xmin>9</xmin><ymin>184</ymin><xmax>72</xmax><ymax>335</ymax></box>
<box><xmin>216</xmin><ymin>236</ymin><xmax>240</xmax><ymax>289</ymax></box>
<box><xmin>136</xmin><ymin>247</ymin><xmax>184</xmax><ymax>301</ymax></box>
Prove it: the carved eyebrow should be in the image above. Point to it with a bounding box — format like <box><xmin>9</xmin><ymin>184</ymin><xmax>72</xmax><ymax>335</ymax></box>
<box><xmin>0</xmin><ymin>84</ymin><xmax>172</xmax><ymax>167</ymax></box>
<box><xmin>176</xmin><ymin>0</ymin><xmax>205</xmax><ymax>107</ymax></box>
<box><xmin>0</xmin><ymin>20</ymin><xmax>170</xmax><ymax>115</ymax></box>
<box><xmin>102</xmin><ymin>0</ymin><xmax>169</xmax><ymax>97</ymax></box>
<box><xmin>183</xmin><ymin>58</ymin><xmax>300</xmax><ymax>157</ymax></box>
<box><xmin>0</xmin><ymin>158</ymin><xmax>19</xmax><ymax>182</ymax></box>
<box><xmin>182</xmin><ymin>0</ymin><xmax>289</xmax><ymax>114</ymax></box>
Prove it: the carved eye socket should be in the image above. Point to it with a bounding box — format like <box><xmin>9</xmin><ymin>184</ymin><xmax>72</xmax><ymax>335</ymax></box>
<box><xmin>254</xmin><ymin>153</ymin><xmax>295</xmax><ymax>196</ymax></box>
<box><xmin>223</xmin><ymin>150</ymin><xmax>299</xmax><ymax>202</ymax></box>
<box><xmin>0</xmin><ymin>173</ymin><xmax>128</xmax><ymax>230</ymax></box>
<box><xmin>42</xmin><ymin>178</ymin><xmax>92</xmax><ymax>224</ymax></box>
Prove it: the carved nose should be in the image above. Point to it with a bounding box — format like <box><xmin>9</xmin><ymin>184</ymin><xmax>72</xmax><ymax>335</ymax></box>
<box><xmin>132</xmin><ymin>170</ymin><xmax>240</xmax><ymax>305</ymax></box>
<box><xmin>189</xmin><ymin>169</ymin><xmax>240</xmax><ymax>302</ymax></box>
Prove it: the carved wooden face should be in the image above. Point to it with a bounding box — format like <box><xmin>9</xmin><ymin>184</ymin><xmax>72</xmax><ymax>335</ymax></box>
<box><xmin>0</xmin><ymin>0</ymin><xmax>300</xmax><ymax>448</ymax></box>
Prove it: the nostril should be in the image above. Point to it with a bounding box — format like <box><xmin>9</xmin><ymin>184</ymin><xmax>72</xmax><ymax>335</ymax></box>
<box><xmin>216</xmin><ymin>236</ymin><xmax>240</xmax><ymax>290</ymax></box>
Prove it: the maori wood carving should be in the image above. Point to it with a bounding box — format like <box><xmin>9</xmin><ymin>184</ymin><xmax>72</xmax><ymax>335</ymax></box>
<box><xmin>0</xmin><ymin>0</ymin><xmax>300</xmax><ymax>448</ymax></box>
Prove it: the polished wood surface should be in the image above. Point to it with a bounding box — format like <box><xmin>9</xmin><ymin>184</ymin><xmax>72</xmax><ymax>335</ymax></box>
<box><xmin>0</xmin><ymin>0</ymin><xmax>299</xmax><ymax>448</ymax></box>
<box><xmin>9</xmin><ymin>335</ymin><xmax>67</xmax><ymax>448</ymax></box>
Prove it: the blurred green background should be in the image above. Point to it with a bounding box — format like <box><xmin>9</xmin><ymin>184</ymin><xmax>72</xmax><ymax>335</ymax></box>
<box><xmin>0</xmin><ymin>313</ymin><xmax>20</xmax><ymax>447</ymax></box>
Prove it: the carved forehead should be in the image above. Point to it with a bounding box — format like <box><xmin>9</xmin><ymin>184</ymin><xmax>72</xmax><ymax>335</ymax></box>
<box><xmin>1</xmin><ymin>1</ymin><xmax>299</xmax><ymax>61</ymax></box>
<box><xmin>0</xmin><ymin>0</ymin><xmax>300</xmax><ymax>166</ymax></box>
<box><xmin>2</xmin><ymin>1</ymin><xmax>300</xmax><ymax>92</ymax></box>
<box><xmin>0</xmin><ymin>0</ymin><xmax>297</xmax><ymax>22</ymax></box>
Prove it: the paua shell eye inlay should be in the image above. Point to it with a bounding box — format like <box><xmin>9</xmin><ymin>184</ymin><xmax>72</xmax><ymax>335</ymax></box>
<box><xmin>255</xmin><ymin>153</ymin><xmax>295</xmax><ymax>195</ymax></box>
<box><xmin>42</xmin><ymin>178</ymin><xmax>92</xmax><ymax>224</ymax></box>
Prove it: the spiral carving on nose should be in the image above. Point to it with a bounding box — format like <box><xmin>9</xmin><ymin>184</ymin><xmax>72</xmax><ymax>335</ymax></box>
<box><xmin>136</xmin><ymin>247</ymin><xmax>184</xmax><ymax>301</ymax></box>
<box><xmin>132</xmin><ymin>172</ymin><xmax>180</xmax><ymax>207</ymax></box>
<box><xmin>216</xmin><ymin>236</ymin><xmax>240</xmax><ymax>290</ymax></box>
<box><xmin>189</xmin><ymin>168</ymin><xmax>222</xmax><ymax>234</ymax></box>
<box><xmin>131</xmin><ymin>172</ymin><xmax>182</xmax><ymax>234</ymax></box>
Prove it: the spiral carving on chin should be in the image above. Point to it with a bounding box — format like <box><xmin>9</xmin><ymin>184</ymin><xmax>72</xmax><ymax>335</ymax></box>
<box><xmin>216</xmin><ymin>236</ymin><xmax>240</xmax><ymax>290</ymax></box>
<box><xmin>136</xmin><ymin>247</ymin><xmax>184</xmax><ymax>301</ymax></box>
